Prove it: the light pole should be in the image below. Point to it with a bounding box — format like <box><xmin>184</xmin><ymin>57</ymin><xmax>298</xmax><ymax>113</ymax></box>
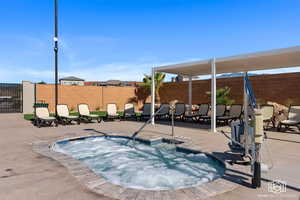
<box><xmin>54</xmin><ymin>0</ymin><xmax>58</xmax><ymax>116</ymax></box>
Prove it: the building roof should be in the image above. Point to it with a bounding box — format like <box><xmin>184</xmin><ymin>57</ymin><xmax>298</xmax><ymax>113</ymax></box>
<box><xmin>84</xmin><ymin>80</ymin><xmax>142</xmax><ymax>86</ymax></box>
<box><xmin>154</xmin><ymin>46</ymin><xmax>300</xmax><ymax>76</ymax></box>
<box><xmin>59</xmin><ymin>76</ymin><xmax>85</xmax><ymax>81</ymax></box>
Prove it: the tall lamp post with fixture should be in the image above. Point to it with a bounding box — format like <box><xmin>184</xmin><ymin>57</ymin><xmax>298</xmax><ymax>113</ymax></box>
<box><xmin>54</xmin><ymin>0</ymin><xmax>59</xmax><ymax>116</ymax></box>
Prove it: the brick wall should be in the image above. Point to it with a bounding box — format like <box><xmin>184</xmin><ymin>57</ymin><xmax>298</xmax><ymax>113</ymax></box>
<box><xmin>35</xmin><ymin>72</ymin><xmax>300</xmax><ymax>113</ymax></box>
<box><xmin>160</xmin><ymin>72</ymin><xmax>300</xmax><ymax>105</ymax></box>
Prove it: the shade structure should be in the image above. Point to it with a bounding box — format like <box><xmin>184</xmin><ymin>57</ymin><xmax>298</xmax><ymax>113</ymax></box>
<box><xmin>155</xmin><ymin>46</ymin><xmax>300</xmax><ymax>76</ymax></box>
<box><xmin>151</xmin><ymin>46</ymin><xmax>300</xmax><ymax>132</ymax></box>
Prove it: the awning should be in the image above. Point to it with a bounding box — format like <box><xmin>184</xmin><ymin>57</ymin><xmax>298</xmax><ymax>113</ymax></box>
<box><xmin>154</xmin><ymin>46</ymin><xmax>300</xmax><ymax>75</ymax></box>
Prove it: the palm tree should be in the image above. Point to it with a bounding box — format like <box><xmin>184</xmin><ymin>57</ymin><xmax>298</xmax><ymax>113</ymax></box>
<box><xmin>206</xmin><ymin>86</ymin><xmax>235</xmax><ymax>105</ymax></box>
<box><xmin>140</xmin><ymin>72</ymin><xmax>166</xmax><ymax>103</ymax></box>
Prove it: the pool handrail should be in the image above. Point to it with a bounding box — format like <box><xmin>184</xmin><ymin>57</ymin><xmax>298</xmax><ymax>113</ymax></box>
<box><xmin>131</xmin><ymin>104</ymin><xmax>167</xmax><ymax>139</ymax></box>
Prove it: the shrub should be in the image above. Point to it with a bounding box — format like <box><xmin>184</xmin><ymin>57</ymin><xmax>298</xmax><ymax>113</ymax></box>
<box><xmin>206</xmin><ymin>87</ymin><xmax>235</xmax><ymax>105</ymax></box>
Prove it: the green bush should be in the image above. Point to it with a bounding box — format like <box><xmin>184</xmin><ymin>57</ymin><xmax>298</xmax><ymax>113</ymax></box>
<box><xmin>206</xmin><ymin>87</ymin><xmax>235</xmax><ymax>105</ymax></box>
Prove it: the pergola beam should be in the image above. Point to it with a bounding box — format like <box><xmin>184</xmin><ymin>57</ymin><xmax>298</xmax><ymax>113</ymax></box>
<box><xmin>211</xmin><ymin>58</ymin><xmax>217</xmax><ymax>133</ymax></box>
<box><xmin>151</xmin><ymin>67</ymin><xmax>155</xmax><ymax>125</ymax></box>
<box><xmin>188</xmin><ymin>76</ymin><xmax>192</xmax><ymax>114</ymax></box>
<box><xmin>155</xmin><ymin>46</ymin><xmax>300</xmax><ymax>76</ymax></box>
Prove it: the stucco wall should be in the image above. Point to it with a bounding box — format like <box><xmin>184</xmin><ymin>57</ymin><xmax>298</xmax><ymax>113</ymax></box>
<box><xmin>22</xmin><ymin>81</ymin><xmax>35</xmax><ymax>114</ymax></box>
<box><xmin>35</xmin><ymin>84</ymin><xmax>145</xmax><ymax>113</ymax></box>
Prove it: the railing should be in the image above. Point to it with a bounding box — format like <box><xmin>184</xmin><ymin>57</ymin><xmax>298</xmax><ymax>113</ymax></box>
<box><xmin>0</xmin><ymin>83</ymin><xmax>22</xmax><ymax>113</ymax></box>
<box><xmin>131</xmin><ymin>105</ymin><xmax>166</xmax><ymax>139</ymax></box>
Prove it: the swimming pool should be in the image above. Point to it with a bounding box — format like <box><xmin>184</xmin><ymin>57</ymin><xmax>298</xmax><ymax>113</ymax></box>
<box><xmin>53</xmin><ymin>136</ymin><xmax>225</xmax><ymax>190</ymax></box>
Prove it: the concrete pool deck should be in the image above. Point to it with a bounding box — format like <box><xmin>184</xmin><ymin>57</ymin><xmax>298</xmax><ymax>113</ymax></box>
<box><xmin>0</xmin><ymin>114</ymin><xmax>300</xmax><ymax>199</ymax></box>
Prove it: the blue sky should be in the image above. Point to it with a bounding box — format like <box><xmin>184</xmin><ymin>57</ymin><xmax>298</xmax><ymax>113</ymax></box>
<box><xmin>1</xmin><ymin>0</ymin><xmax>300</xmax><ymax>83</ymax></box>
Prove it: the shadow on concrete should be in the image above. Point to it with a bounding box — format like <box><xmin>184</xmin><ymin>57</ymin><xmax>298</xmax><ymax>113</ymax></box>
<box><xmin>226</xmin><ymin>168</ymin><xmax>300</xmax><ymax>192</ymax></box>
<box><xmin>266</xmin><ymin>137</ymin><xmax>300</xmax><ymax>144</ymax></box>
<box><xmin>124</xmin><ymin>118</ymin><xmax>227</xmax><ymax>131</ymax></box>
<box><xmin>83</xmin><ymin>128</ymin><xmax>109</xmax><ymax>136</ymax></box>
<box><xmin>212</xmin><ymin>151</ymin><xmax>300</xmax><ymax>192</ymax></box>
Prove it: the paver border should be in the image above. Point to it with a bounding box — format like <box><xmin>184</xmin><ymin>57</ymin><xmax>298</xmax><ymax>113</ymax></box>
<box><xmin>32</xmin><ymin>133</ymin><xmax>243</xmax><ymax>200</ymax></box>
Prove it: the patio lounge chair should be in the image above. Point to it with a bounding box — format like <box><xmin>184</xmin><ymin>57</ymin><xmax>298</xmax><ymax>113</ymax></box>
<box><xmin>78</xmin><ymin>104</ymin><xmax>101</xmax><ymax>123</ymax></box>
<box><xmin>34</xmin><ymin>107</ymin><xmax>58</xmax><ymax>128</ymax></box>
<box><xmin>56</xmin><ymin>104</ymin><xmax>80</xmax><ymax>125</ymax></box>
<box><xmin>141</xmin><ymin>103</ymin><xmax>151</xmax><ymax>120</ymax></box>
<box><xmin>185</xmin><ymin>104</ymin><xmax>209</xmax><ymax>121</ymax></box>
<box><xmin>217</xmin><ymin>104</ymin><xmax>242</xmax><ymax>125</ymax></box>
<box><xmin>106</xmin><ymin>103</ymin><xmax>120</xmax><ymax>120</ymax></box>
<box><xmin>123</xmin><ymin>103</ymin><xmax>137</xmax><ymax>120</ymax></box>
<box><xmin>172</xmin><ymin>103</ymin><xmax>185</xmax><ymax>120</ymax></box>
<box><xmin>277</xmin><ymin>105</ymin><xmax>300</xmax><ymax>132</ymax></box>
<box><xmin>199</xmin><ymin>104</ymin><xmax>226</xmax><ymax>122</ymax></box>
<box><xmin>261</xmin><ymin>104</ymin><xmax>275</xmax><ymax>129</ymax></box>
<box><xmin>156</xmin><ymin>103</ymin><xmax>170</xmax><ymax>120</ymax></box>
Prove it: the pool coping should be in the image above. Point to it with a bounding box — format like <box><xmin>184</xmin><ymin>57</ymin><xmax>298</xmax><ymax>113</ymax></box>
<box><xmin>32</xmin><ymin>133</ymin><xmax>244</xmax><ymax>200</ymax></box>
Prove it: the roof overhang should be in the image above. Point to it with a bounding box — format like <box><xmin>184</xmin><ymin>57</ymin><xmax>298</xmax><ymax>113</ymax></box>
<box><xmin>154</xmin><ymin>46</ymin><xmax>300</xmax><ymax>76</ymax></box>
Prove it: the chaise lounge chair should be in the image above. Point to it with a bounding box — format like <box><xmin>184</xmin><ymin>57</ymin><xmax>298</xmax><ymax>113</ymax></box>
<box><xmin>57</xmin><ymin>104</ymin><xmax>80</xmax><ymax>125</ymax></box>
<box><xmin>277</xmin><ymin>105</ymin><xmax>300</xmax><ymax>132</ymax></box>
<box><xmin>141</xmin><ymin>103</ymin><xmax>151</xmax><ymax>120</ymax></box>
<box><xmin>185</xmin><ymin>103</ymin><xmax>209</xmax><ymax>122</ymax></box>
<box><xmin>156</xmin><ymin>103</ymin><xmax>170</xmax><ymax>120</ymax></box>
<box><xmin>106</xmin><ymin>103</ymin><xmax>120</xmax><ymax>120</ymax></box>
<box><xmin>172</xmin><ymin>103</ymin><xmax>185</xmax><ymax>121</ymax></box>
<box><xmin>34</xmin><ymin>107</ymin><xmax>58</xmax><ymax>128</ymax></box>
<box><xmin>199</xmin><ymin>104</ymin><xmax>226</xmax><ymax>123</ymax></box>
<box><xmin>78</xmin><ymin>104</ymin><xmax>101</xmax><ymax>123</ymax></box>
<box><xmin>123</xmin><ymin>103</ymin><xmax>137</xmax><ymax>120</ymax></box>
<box><xmin>261</xmin><ymin>104</ymin><xmax>275</xmax><ymax>129</ymax></box>
<box><xmin>217</xmin><ymin>104</ymin><xmax>242</xmax><ymax>125</ymax></box>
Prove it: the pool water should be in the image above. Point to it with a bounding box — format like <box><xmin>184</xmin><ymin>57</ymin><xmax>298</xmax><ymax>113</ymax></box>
<box><xmin>53</xmin><ymin>136</ymin><xmax>225</xmax><ymax>190</ymax></box>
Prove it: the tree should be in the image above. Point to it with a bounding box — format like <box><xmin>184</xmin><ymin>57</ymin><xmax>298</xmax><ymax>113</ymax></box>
<box><xmin>37</xmin><ymin>81</ymin><xmax>46</xmax><ymax>84</ymax></box>
<box><xmin>206</xmin><ymin>87</ymin><xmax>235</xmax><ymax>105</ymax></box>
<box><xmin>139</xmin><ymin>72</ymin><xmax>166</xmax><ymax>103</ymax></box>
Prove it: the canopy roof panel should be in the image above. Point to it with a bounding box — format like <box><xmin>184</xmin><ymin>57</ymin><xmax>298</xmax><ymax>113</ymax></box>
<box><xmin>155</xmin><ymin>46</ymin><xmax>300</xmax><ymax>76</ymax></box>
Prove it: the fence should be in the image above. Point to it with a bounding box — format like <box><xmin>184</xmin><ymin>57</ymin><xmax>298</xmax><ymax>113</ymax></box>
<box><xmin>22</xmin><ymin>72</ymin><xmax>300</xmax><ymax>114</ymax></box>
<box><xmin>35</xmin><ymin>84</ymin><xmax>149</xmax><ymax>113</ymax></box>
<box><xmin>0</xmin><ymin>83</ymin><xmax>22</xmax><ymax>113</ymax></box>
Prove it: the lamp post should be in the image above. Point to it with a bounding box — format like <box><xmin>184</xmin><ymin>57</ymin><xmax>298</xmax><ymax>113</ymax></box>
<box><xmin>54</xmin><ymin>0</ymin><xmax>58</xmax><ymax>116</ymax></box>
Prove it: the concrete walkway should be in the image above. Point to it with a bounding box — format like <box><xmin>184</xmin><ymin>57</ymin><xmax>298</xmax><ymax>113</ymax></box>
<box><xmin>0</xmin><ymin>114</ymin><xmax>299</xmax><ymax>200</ymax></box>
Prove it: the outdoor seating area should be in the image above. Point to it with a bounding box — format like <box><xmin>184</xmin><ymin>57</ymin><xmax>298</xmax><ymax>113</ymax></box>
<box><xmin>277</xmin><ymin>105</ymin><xmax>300</xmax><ymax>132</ymax></box>
<box><xmin>2</xmin><ymin>1</ymin><xmax>300</xmax><ymax>199</ymax></box>
<box><xmin>30</xmin><ymin>101</ymin><xmax>300</xmax><ymax>134</ymax></box>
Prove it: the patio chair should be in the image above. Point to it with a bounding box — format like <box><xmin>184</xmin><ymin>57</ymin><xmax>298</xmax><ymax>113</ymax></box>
<box><xmin>78</xmin><ymin>104</ymin><xmax>101</xmax><ymax>123</ymax></box>
<box><xmin>34</xmin><ymin>107</ymin><xmax>58</xmax><ymax>128</ymax></box>
<box><xmin>277</xmin><ymin>105</ymin><xmax>300</xmax><ymax>132</ymax></box>
<box><xmin>172</xmin><ymin>103</ymin><xmax>185</xmax><ymax>121</ymax></box>
<box><xmin>199</xmin><ymin>104</ymin><xmax>226</xmax><ymax>122</ymax></box>
<box><xmin>123</xmin><ymin>103</ymin><xmax>137</xmax><ymax>120</ymax></box>
<box><xmin>106</xmin><ymin>103</ymin><xmax>120</xmax><ymax>120</ymax></box>
<box><xmin>141</xmin><ymin>103</ymin><xmax>151</xmax><ymax>120</ymax></box>
<box><xmin>260</xmin><ymin>104</ymin><xmax>275</xmax><ymax>129</ymax></box>
<box><xmin>57</xmin><ymin>104</ymin><xmax>80</xmax><ymax>125</ymax></box>
<box><xmin>217</xmin><ymin>104</ymin><xmax>242</xmax><ymax>125</ymax></box>
<box><xmin>185</xmin><ymin>103</ymin><xmax>209</xmax><ymax>122</ymax></box>
<box><xmin>156</xmin><ymin>103</ymin><xmax>170</xmax><ymax>120</ymax></box>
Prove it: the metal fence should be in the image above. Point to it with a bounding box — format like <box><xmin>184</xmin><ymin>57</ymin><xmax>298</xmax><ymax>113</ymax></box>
<box><xmin>0</xmin><ymin>83</ymin><xmax>22</xmax><ymax>113</ymax></box>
